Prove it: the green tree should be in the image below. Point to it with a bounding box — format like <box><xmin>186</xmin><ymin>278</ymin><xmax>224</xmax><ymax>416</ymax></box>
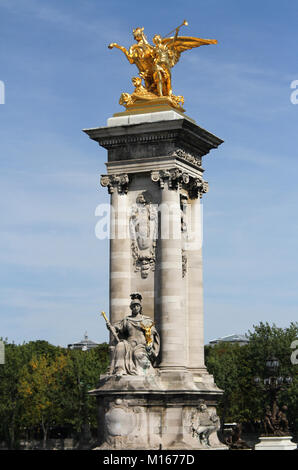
<box><xmin>60</xmin><ymin>344</ymin><xmax>109</xmax><ymax>437</ymax></box>
<box><xmin>205</xmin><ymin>342</ymin><xmax>247</xmax><ymax>425</ymax></box>
<box><xmin>0</xmin><ymin>342</ymin><xmax>27</xmax><ymax>448</ymax></box>
<box><xmin>0</xmin><ymin>340</ymin><xmax>109</xmax><ymax>448</ymax></box>
<box><xmin>245</xmin><ymin>322</ymin><xmax>298</xmax><ymax>429</ymax></box>
<box><xmin>0</xmin><ymin>340</ymin><xmax>65</xmax><ymax>447</ymax></box>
<box><xmin>18</xmin><ymin>353</ymin><xmax>68</xmax><ymax>448</ymax></box>
<box><xmin>205</xmin><ymin>322</ymin><xmax>298</xmax><ymax>432</ymax></box>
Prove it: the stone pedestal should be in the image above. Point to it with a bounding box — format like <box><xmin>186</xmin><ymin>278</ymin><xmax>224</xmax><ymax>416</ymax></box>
<box><xmin>89</xmin><ymin>373</ymin><xmax>226</xmax><ymax>450</ymax></box>
<box><xmin>84</xmin><ymin>110</ymin><xmax>225</xmax><ymax>450</ymax></box>
<box><xmin>254</xmin><ymin>436</ymin><xmax>297</xmax><ymax>451</ymax></box>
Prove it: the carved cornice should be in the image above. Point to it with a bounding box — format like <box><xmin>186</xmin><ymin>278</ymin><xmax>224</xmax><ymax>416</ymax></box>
<box><xmin>169</xmin><ymin>148</ymin><xmax>202</xmax><ymax>169</ymax></box>
<box><xmin>151</xmin><ymin>169</ymin><xmax>208</xmax><ymax>199</ymax></box>
<box><xmin>83</xmin><ymin>120</ymin><xmax>224</xmax><ymax>161</ymax></box>
<box><xmin>100</xmin><ymin>174</ymin><xmax>129</xmax><ymax>194</ymax></box>
<box><xmin>98</xmin><ymin>131</ymin><xmax>178</xmax><ymax>149</ymax></box>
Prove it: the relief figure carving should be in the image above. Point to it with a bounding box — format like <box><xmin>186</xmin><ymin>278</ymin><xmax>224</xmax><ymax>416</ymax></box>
<box><xmin>191</xmin><ymin>402</ymin><xmax>220</xmax><ymax>447</ymax></box>
<box><xmin>130</xmin><ymin>193</ymin><xmax>158</xmax><ymax>279</ymax></box>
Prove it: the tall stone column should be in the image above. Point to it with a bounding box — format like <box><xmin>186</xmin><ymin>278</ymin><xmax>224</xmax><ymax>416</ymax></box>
<box><xmin>100</xmin><ymin>174</ymin><xmax>131</xmax><ymax>327</ymax></box>
<box><xmin>153</xmin><ymin>172</ymin><xmax>187</xmax><ymax>370</ymax></box>
<box><xmin>187</xmin><ymin>196</ymin><xmax>205</xmax><ymax>371</ymax></box>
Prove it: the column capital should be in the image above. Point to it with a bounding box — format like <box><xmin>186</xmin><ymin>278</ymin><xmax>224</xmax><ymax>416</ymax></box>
<box><xmin>187</xmin><ymin>178</ymin><xmax>209</xmax><ymax>199</ymax></box>
<box><xmin>151</xmin><ymin>169</ymin><xmax>190</xmax><ymax>190</ymax></box>
<box><xmin>100</xmin><ymin>174</ymin><xmax>129</xmax><ymax>194</ymax></box>
<box><xmin>151</xmin><ymin>169</ymin><xmax>208</xmax><ymax>199</ymax></box>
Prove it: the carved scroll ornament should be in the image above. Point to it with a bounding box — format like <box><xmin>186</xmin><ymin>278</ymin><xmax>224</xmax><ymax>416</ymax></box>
<box><xmin>100</xmin><ymin>174</ymin><xmax>129</xmax><ymax>194</ymax></box>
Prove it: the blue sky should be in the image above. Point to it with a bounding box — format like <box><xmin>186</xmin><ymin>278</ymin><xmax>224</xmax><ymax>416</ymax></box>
<box><xmin>0</xmin><ymin>0</ymin><xmax>297</xmax><ymax>347</ymax></box>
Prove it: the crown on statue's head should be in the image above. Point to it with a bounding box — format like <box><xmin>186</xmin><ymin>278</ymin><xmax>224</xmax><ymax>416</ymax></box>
<box><xmin>130</xmin><ymin>293</ymin><xmax>142</xmax><ymax>305</ymax></box>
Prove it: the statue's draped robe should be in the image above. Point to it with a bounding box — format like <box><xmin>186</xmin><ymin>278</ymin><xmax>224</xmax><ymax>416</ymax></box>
<box><xmin>110</xmin><ymin>315</ymin><xmax>160</xmax><ymax>375</ymax></box>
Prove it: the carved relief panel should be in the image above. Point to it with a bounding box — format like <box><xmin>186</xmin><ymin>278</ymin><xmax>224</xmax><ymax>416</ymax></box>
<box><xmin>129</xmin><ymin>193</ymin><xmax>158</xmax><ymax>279</ymax></box>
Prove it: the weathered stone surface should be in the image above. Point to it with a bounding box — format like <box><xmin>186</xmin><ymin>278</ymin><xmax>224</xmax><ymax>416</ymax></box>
<box><xmin>83</xmin><ymin>115</ymin><xmax>223</xmax><ymax>163</ymax></box>
<box><xmin>84</xmin><ymin>113</ymin><xmax>225</xmax><ymax>450</ymax></box>
<box><xmin>91</xmin><ymin>387</ymin><xmax>225</xmax><ymax>450</ymax></box>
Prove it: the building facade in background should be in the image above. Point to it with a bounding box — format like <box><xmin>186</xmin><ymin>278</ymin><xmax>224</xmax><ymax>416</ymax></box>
<box><xmin>67</xmin><ymin>332</ymin><xmax>99</xmax><ymax>351</ymax></box>
<box><xmin>208</xmin><ymin>334</ymin><xmax>249</xmax><ymax>347</ymax></box>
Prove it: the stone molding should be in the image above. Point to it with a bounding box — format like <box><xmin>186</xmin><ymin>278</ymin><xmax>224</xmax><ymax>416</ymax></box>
<box><xmin>106</xmin><ymin>156</ymin><xmax>204</xmax><ymax>181</ymax></box>
<box><xmin>83</xmin><ymin>119</ymin><xmax>224</xmax><ymax>161</ymax></box>
<box><xmin>100</xmin><ymin>174</ymin><xmax>129</xmax><ymax>194</ymax></box>
<box><xmin>98</xmin><ymin>131</ymin><xmax>178</xmax><ymax>149</ymax></box>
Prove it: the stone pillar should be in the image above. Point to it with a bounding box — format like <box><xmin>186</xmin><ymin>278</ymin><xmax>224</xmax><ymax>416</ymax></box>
<box><xmin>152</xmin><ymin>170</ymin><xmax>187</xmax><ymax>370</ymax></box>
<box><xmin>187</xmin><ymin>196</ymin><xmax>205</xmax><ymax>370</ymax></box>
<box><xmin>100</xmin><ymin>174</ymin><xmax>131</xmax><ymax>327</ymax></box>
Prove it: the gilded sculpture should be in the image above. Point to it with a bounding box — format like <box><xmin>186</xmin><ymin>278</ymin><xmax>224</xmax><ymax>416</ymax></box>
<box><xmin>108</xmin><ymin>21</ymin><xmax>217</xmax><ymax>110</ymax></box>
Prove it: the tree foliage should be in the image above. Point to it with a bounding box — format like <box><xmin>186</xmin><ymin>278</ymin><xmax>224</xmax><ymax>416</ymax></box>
<box><xmin>0</xmin><ymin>322</ymin><xmax>297</xmax><ymax>448</ymax></box>
<box><xmin>205</xmin><ymin>322</ymin><xmax>298</xmax><ymax>432</ymax></box>
<box><xmin>0</xmin><ymin>339</ymin><xmax>109</xmax><ymax>448</ymax></box>
<box><xmin>18</xmin><ymin>353</ymin><xmax>68</xmax><ymax>447</ymax></box>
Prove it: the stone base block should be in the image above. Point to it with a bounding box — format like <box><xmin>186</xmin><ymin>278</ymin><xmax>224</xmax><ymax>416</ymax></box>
<box><xmin>254</xmin><ymin>436</ymin><xmax>297</xmax><ymax>451</ymax></box>
<box><xmin>90</xmin><ymin>374</ymin><xmax>226</xmax><ymax>450</ymax></box>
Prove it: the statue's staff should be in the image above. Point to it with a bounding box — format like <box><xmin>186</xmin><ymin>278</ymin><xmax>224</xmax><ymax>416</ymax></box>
<box><xmin>101</xmin><ymin>311</ymin><xmax>120</xmax><ymax>343</ymax></box>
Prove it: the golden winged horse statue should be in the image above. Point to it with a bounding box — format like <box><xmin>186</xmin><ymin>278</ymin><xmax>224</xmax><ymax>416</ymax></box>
<box><xmin>108</xmin><ymin>21</ymin><xmax>217</xmax><ymax>110</ymax></box>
